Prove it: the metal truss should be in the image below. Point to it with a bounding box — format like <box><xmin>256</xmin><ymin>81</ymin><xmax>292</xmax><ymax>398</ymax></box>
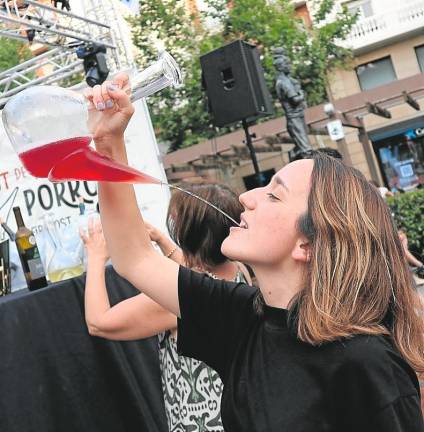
<box><xmin>0</xmin><ymin>0</ymin><xmax>135</xmax><ymax>107</ymax></box>
<box><xmin>0</xmin><ymin>47</ymin><xmax>83</xmax><ymax>105</ymax></box>
<box><xmin>81</xmin><ymin>0</ymin><xmax>134</xmax><ymax>73</ymax></box>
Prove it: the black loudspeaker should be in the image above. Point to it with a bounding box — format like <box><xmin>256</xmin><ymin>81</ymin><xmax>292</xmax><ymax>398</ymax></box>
<box><xmin>200</xmin><ymin>40</ymin><xmax>274</xmax><ymax>127</ymax></box>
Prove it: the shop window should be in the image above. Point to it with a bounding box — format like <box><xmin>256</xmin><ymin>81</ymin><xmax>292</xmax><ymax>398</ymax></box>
<box><xmin>415</xmin><ymin>45</ymin><xmax>424</xmax><ymax>72</ymax></box>
<box><xmin>373</xmin><ymin>129</ymin><xmax>424</xmax><ymax>191</ymax></box>
<box><xmin>346</xmin><ymin>0</ymin><xmax>374</xmax><ymax>18</ymax></box>
<box><xmin>356</xmin><ymin>57</ymin><xmax>397</xmax><ymax>91</ymax></box>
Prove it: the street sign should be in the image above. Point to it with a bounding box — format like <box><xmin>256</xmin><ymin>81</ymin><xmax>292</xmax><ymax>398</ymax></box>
<box><xmin>326</xmin><ymin>119</ymin><xmax>345</xmax><ymax>141</ymax></box>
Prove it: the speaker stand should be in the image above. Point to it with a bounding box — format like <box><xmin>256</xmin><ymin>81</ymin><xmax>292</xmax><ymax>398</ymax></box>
<box><xmin>242</xmin><ymin>119</ymin><xmax>265</xmax><ymax>187</ymax></box>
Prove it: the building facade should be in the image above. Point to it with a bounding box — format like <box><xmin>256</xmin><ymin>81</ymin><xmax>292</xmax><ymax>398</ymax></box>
<box><xmin>327</xmin><ymin>0</ymin><xmax>424</xmax><ymax>191</ymax></box>
<box><xmin>163</xmin><ymin>0</ymin><xmax>424</xmax><ymax>193</ymax></box>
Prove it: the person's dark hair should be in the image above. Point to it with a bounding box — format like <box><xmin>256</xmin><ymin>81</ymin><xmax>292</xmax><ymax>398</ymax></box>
<box><xmin>166</xmin><ymin>183</ymin><xmax>242</xmax><ymax>268</ymax></box>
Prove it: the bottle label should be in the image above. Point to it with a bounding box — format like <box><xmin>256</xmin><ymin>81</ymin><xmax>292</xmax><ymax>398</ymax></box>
<box><xmin>22</xmin><ymin>246</ymin><xmax>46</xmax><ymax>280</ymax></box>
<box><xmin>27</xmin><ymin>257</ymin><xmax>46</xmax><ymax>280</ymax></box>
<box><xmin>28</xmin><ymin>235</ymin><xmax>36</xmax><ymax>246</ymax></box>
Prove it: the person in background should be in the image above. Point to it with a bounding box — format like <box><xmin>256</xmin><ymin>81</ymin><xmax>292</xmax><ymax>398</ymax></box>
<box><xmin>378</xmin><ymin>186</ymin><xmax>394</xmax><ymax>199</ymax></box>
<box><xmin>81</xmin><ymin>182</ymin><xmax>251</xmax><ymax>432</ymax></box>
<box><xmin>369</xmin><ymin>180</ymin><xmax>395</xmax><ymax>200</ymax></box>
<box><xmin>398</xmin><ymin>229</ymin><xmax>423</xmax><ymax>269</ymax></box>
<box><xmin>84</xmin><ymin>75</ymin><xmax>424</xmax><ymax>431</ymax></box>
<box><xmin>398</xmin><ymin>229</ymin><xmax>424</xmax><ymax>297</ymax></box>
<box><xmin>368</xmin><ymin>182</ymin><xmax>423</xmax><ymax>276</ymax></box>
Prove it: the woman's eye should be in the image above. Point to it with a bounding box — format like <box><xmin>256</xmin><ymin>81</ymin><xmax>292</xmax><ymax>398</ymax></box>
<box><xmin>267</xmin><ymin>193</ymin><xmax>280</xmax><ymax>201</ymax></box>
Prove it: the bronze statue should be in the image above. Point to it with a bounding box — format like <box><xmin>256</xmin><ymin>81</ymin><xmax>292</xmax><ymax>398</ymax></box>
<box><xmin>273</xmin><ymin>48</ymin><xmax>312</xmax><ymax>160</ymax></box>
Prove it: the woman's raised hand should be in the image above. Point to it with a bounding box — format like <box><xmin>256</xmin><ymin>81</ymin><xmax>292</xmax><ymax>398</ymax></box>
<box><xmin>84</xmin><ymin>73</ymin><xmax>135</xmax><ymax>153</ymax></box>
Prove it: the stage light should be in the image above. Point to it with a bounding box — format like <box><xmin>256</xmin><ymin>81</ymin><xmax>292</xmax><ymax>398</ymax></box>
<box><xmin>76</xmin><ymin>43</ymin><xmax>109</xmax><ymax>87</ymax></box>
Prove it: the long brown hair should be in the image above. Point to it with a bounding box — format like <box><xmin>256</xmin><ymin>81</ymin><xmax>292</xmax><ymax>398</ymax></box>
<box><xmin>295</xmin><ymin>153</ymin><xmax>424</xmax><ymax>372</ymax></box>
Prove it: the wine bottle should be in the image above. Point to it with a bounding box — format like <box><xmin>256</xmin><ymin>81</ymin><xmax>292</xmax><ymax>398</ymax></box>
<box><xmin>13</xmin><ymin>207</ymin><xmax>47</xmax><ymax>290</ymax></box>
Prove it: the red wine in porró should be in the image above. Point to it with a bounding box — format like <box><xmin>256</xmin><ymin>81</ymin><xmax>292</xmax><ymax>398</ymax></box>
<box><xmin>19</xmin><ymin>135</ymin><xmax>162</xmax><ymax>183</ymax></box>
<box><xmin>48</xmin><ymin>145</ymin><xmax>162</xmax><ymax>184</ymax></box>
<box><xmin>18</xmin><ymin>136</ymin><xmax>92</xmax><ymax>178</ymax></box>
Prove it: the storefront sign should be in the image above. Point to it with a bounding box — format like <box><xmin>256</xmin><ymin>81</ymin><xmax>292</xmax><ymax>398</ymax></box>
<box><xmin>405</xmin><ymin>127</ymin><xmax>424</xmax><ymax>139</ymax></box>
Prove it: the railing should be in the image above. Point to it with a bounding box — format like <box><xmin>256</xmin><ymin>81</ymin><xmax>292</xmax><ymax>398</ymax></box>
<box><xmin>341</xmin><ymin>1</ymin><xmax>424</xmax><ymax>52</ymax></box>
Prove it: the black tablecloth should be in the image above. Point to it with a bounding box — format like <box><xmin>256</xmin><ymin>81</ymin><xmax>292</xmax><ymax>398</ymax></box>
<box><xmin>0</xmin><ymin>267</ymin><xmax>168</xmax><ymax>432</ymax></box>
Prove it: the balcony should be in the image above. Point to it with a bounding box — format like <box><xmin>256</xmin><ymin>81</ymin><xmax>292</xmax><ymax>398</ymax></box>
<box><xmin>340</xmin><ymin>1</ymin><xmax>424</xmax><ymax>54</ymax></box>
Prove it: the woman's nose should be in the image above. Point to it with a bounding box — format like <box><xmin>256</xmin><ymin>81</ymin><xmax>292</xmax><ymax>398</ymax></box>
<box><xmin>239</xmin><ymin>189</ymin><xmax>256</xmax><ymax>209</ymax></box>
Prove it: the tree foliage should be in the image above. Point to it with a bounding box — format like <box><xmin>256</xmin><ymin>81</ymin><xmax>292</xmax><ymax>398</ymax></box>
<box><xmin>0</xmin><ymin>36</ymin><xmax>33</xmax><ymax>72</ymax></box>
<box><xmin>127</xmin><ymin>0</ymin><xmax>216</xmax><ymax>150</ymax></box>
<box><xmin>128</xmin><ymin>0</ymin><xmax>357</xmax><ymax>151</ymax></box>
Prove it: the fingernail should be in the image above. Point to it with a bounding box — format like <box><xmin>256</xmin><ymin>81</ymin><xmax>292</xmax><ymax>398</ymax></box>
<box><xmin>107</xmin><ymin>84</ymin><xmax>118</xmax><ymax>91</ymax></box>
<box><xmin>105</xmin><ymin>99</ymin><xmax>114</xmax><ymax>109</ymax></box>
<box><xmin>96</xmin><ymin>102</ymin><xmax>105</xmax><ymax>110</ymax></box>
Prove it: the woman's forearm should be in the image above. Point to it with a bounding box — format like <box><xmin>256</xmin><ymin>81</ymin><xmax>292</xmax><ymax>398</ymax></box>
<box><xmin>84</xmin><ymin>258</ymin><xmax>111</xmax><ymax>335</ymax></box>
<box><xmin>97</xmin><ymin>138</ymin><xmax>156</xmax><ymax>276</ymax></box>
<box><xmin>84</xmin><ymin>257</ymin><xmax>178</xmax><ymax>340</ymax></box>
<box><xmin>97</xmin><ymin>137</ymin><xmax>180</xmax><ymax>316</ymax></box>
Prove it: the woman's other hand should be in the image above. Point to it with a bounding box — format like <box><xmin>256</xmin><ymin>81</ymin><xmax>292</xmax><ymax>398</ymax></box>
<box><xmin>145</xmin><ymin>222</ymin><xmax>182</xmax><ymax>263</ymax></box>
<box><xmin>145</xmin><ymin>222</ymin><xmax>165</xmax><ymax>244</ymax></box>
<box><xmin>80</xmin><ymin>218</ymin><xmax>109</xmax><ymax>265</ymax></box>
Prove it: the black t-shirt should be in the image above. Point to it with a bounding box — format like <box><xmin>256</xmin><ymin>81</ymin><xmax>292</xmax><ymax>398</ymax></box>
<box><xmin>177</xmin><ymin>267</ymin><xmax>424</xmax><ymax>432</ymax></box>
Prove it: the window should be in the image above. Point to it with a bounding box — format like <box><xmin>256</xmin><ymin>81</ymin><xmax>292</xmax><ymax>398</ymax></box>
<box><xmin>372</xmin><ymin>131</ymin><xmax>424</xmax><ymax>190</ymax></box>
<box><xmin>415</xmin><ymin>45</ymin><xmax>424</xmax><ymax>72</ymax></box>
<box><xmin>346</xmin><ymin>0</ymin><xmax>374</xmax><ymax>18</ymax></box>
<box><xmin>356</xmin><ymin>57</ymin><xmax>397</xmax><ymax>91</ymax></box>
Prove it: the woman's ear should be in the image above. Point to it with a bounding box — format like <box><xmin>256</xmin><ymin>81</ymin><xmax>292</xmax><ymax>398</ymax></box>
<box><xmin>292</xmin><ymin>239</ymin><xmax>311</xmax><ymax>263</ymax></box>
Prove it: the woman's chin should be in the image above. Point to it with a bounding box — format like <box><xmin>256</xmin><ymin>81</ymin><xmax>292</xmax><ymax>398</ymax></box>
<box><xmin>221</xmin><ymin>238</ymin><xmax>242</xmax><ymax>262</ymax></box>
